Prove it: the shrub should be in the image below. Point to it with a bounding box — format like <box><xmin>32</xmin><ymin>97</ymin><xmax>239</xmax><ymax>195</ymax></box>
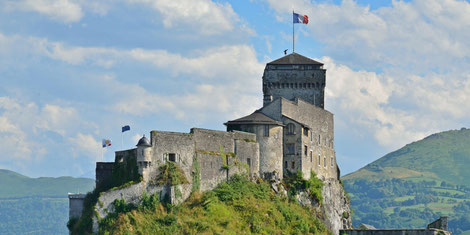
<box><xmin>154</xmin><ymin>161</ymin><xmax>189</xmax><ymax>185</ymax></box>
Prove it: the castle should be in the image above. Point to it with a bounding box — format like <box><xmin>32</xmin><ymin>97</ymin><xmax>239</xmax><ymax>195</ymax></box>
<box><xmin>69</xmin><ymin>52</ymin><xmax>352</xmax><ymax>234</ymax></box>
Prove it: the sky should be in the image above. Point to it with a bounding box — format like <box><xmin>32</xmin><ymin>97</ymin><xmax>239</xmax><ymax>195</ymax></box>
<box><xmin>1</xmin><ymin>0</ymin><xmax>470</xmax><ymax>179</ymax></box>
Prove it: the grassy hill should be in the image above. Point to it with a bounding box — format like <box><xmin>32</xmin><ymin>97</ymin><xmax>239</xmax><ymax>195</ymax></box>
<box><xmin>342</xmin><ymin>128</ymin><xmax>470</xmax><ymax>234</ymax></box>
<box><xmin>70</xmin><ymin>174</ymin><xmax>329</xmax><ymax>235</ymax></box>
<box><xmin>0</xmin><ymin>169</ymin><xmax>95</xmax><ymax>234</ymax></box>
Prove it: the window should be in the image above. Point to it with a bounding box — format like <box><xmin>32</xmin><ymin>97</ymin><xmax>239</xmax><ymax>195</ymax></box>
<box><xmin>247</xmin><ymin>158</ymin><xmax>251</xmax><ymax>169</ymax></box>
<box><xmin>285</xmin><ymin>161</ymin><xmax>287</xmax><ymax>168</ymax></box>
<box><xmin>287</xmin><ymin>144</ymin><xmax>295</xmax><ymax>155</ymax></box>
<box><xmin>291</xmin><ymin>161</ymin><xmax>295</xmax><ymax>169</ymax></box>
<box><xmin>169</xmin><ymin>153</ymin><xmax>176</xmax><ymax>162</ymax></box>
<box><xmin>318</xmin><ymin>135</ymin><xmax>321</xmax><ymax>145</ymax></box>
<box><xmin>303</xmin><ymin>128</ymin><xmax>308</xmax><ymax>136</ymax></box>
<box><xmin>310</xmin><ymin>151</ymin><xmax>313</xmax><ymax>162</ymax></box>
<box><xmin>287</xmin><ymin>123</ymin><xmax>295</xmax><ymax>135</ymax></box>
<box><xmin>264</xmin><ymin>125</ymin><xmax>269</xmax><ymax>137</ymax></box>
<box><xmin>331</xmin><ymin>156</ymin><xmax>334</xmax><ymax>167</ymax></box>
<box><xmin>310</xmin><ymin>132</ymin><xmax>313</xmax><ymax>141</ymax></box>
<box><xmin>304</xmin><ymin>145</ymin><xmax>308</xmax><ymax>156</ymax></box>
<box><xmin>318</xmin><ymin>155</ymin><xmax>321</xmax><ymax>166</ymax></box>
<box><xmin>324</xmin><ymin>156</ymin><xmax>327</xmax><ymax>168</ymax></box>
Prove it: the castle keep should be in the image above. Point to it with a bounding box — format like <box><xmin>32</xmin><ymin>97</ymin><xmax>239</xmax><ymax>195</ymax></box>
<box><xmin>69</xmin><ymin>52</ymin><xmax>352</xmax><ymax>234</ymax></box>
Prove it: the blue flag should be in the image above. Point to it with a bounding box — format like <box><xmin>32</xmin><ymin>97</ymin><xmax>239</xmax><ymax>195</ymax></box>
<box><xmin>122</xmin><ymin>125</ymin><xmax>130</xmax><ymax>132</ymax></box>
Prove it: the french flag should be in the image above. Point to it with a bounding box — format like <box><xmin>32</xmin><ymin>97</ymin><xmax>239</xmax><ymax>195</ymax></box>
<box><xmin>293</xmin><ymin>12</ymin><xmax>308</xmax><ymax>24</ymax></box>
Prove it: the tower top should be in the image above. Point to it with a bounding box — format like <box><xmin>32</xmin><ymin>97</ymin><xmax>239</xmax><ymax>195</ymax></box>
<box><xmin>268</xmin><ymin>52</ymin><xmax>323</xmax><ymax>65</ymax></box>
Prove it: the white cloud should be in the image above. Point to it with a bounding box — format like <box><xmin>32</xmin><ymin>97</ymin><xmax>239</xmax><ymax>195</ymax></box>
<box><xmin>324</xmin><ymin>56</ymin><xmax>470</xmax><ymax>149</ymax></box>
<box><xmin>0</xmin><ymin>97</ymin><xmax>97</xmax><ymax>165</ymax></box>
<box><xmin>4</xmin><ymin>0</ymin><xmax>84</xmax><ymax>23</ymax></box>
<box><xmin>68</xmin><ymin>133</ymin><xmax>103</xmax><ymax>161</ymax></box>
<box><xmin>265</xmin><ymin>0</ymin><xmax>470</xmax><ymax>72</ymax></box>
<box><xmin>127</xmin><ymin>0</ymin><xmax>238</xmax><ymax>35</ymax></box>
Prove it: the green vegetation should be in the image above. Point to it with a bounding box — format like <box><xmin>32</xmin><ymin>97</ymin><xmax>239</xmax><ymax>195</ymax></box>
<box><xmin>284</xmin><ymin>171</ymin><xmax>324</xmax><ymax>204</ymax></box>
<box><xmin>69</xmin><ymin>151</ymin><xmax>142</xmax><ymax>234</ymax></box>
<box><xmin>108</xmin><ymin>152</ymin><xmax>140</xmax><ymax>188</ymax></box>
<box><xmin>191</xmin><ymin>155</ymin><xmax>200</xmax><ymax>192</ymax></box>
<box><xmin>0</xmin><ymin>169</ymin><xmax>95</xmax><ymax>235</ymax></box>
<box><xmin>153</xmin><ymin>161</ymin><xmax>189</xmax><ymax>186</ymax></box>
<box><xmin>342</xmin><ymin>128</ymin><xmax>470</xmax><ymax>234</ymax></box>
<box><xmin>96</xmin><ymin>175</ymin><xmax>329</xmax><ymax>235</ymax></box>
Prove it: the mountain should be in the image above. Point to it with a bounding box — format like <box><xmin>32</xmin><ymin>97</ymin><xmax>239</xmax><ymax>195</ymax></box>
<box><xmin>342</xmin><ymin>128</ymin><xmax>470</xmax><ymax>234</ymax></box>
<box><xmin>0</xmin><ymin>169</ymin><xmax>95</xmax><ymax>235</ymax></box>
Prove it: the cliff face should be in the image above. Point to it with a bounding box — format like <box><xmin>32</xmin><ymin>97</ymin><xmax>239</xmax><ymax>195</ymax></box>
<box><xmin>321</xmin><ymin>178</ymin><xmax>352</xmax><ymax>234</ymax></box>
<box><xmin>292</xmin><ymin>178</ymin><xmax>352</xmax><ymax>234</ymax></box>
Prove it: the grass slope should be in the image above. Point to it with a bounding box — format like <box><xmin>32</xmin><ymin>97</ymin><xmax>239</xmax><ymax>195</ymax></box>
<box><xmin>343</xmin><ymin>128</ymin><xmax>470</xmax><ymax>186</ymax></box>
<box><xmin>341</xmin><ymin>128</ymin><xmax>470</xmax><ymax>234</ymax></box>
<box><xmin>0</xmin><ymin>169</ymin><xmax>95</xmax><ymax>235</ymax></box>
<box><xmin>96</xmin><ymin>175</ymin><xmax>329</xmax><ymax>235</ymax></box>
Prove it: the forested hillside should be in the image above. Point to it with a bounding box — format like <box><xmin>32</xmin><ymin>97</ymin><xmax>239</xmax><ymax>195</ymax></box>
<box><xmin>0</xmin><ymin>169</ymin><xmax>94</xmax><ymax>234</ymax></box>
<box><xmin>342</xmin><ymin>128</ymin><xmax>470</xmax><ymax>234</ymax></box>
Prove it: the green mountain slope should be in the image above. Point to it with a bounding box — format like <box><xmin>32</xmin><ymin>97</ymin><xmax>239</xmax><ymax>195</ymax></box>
<box><xmin>342</xmin><ymin>128</ymin><xmax>470</xmax><ymax>234</ymax></box>
<box><xmin>0</xmin><ymin>169</ymin><xmax>95</xmax><ymax>234</ymax></box>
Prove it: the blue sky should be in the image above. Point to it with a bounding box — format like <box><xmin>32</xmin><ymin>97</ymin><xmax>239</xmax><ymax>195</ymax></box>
<box><xmin>1</xmin><ymin>0</ymin><xmax>470</xmax><ymax>179</ymax></box>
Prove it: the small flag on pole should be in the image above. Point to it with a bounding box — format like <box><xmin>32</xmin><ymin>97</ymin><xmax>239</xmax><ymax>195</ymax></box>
<box><xmin>102</xmin><ymin>139</ymin><xmax>112</xmax><ymax>148</ymax></box>
<box><xmin>122</xmin><ymin>125</ymin><xmax>130</xmax><ymax>133</ymax></box>
<box><xmin>293</xmin><ymin>12</ymin><xmax>308</xmax><ymax>24</ymax></box>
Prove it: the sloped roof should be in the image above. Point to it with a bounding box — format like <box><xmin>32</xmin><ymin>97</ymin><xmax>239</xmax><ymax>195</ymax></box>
<box><xmin>225</xmin><ymin>111</ymin><xmax>283</xmax><ymax>126</ymax></box>
<box><xmin>268</xmin><ymin>52</ymin><xmax>323</xmax><ymax>65</ymax></box>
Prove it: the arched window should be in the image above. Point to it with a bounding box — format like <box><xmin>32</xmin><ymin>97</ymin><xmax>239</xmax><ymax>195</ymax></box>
<box><xmin>287</xmin><ymin>123</ymin><xmax>295</xmax><ymax>135</ymax></box>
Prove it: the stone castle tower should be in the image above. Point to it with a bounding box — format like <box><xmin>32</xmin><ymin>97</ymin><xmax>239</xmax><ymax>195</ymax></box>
<box><xmin>227</xmin><ymin>52</ymin><xmax>336</xmax><ymax>181</ymax></box>
<box><xmin>263</xmin><ymin>52</ymin><xmax>326</xmax><ymax>108</ymax></box>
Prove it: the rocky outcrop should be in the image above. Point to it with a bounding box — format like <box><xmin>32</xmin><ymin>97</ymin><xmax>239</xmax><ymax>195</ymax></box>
<box><xmin>321</xmin><ymin>178</ymin><xmax>352</xmax><ymax>234</ymax></box>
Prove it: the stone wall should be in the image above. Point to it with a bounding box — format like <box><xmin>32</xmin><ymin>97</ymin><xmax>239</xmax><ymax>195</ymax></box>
<box><xmin>263</xmin><ymin>65</ymin><xmax>326</xmax><ymax>108</ymax></box>
<box><xmin>233</xmin><ymin>139</ymin><xmax>260</xmax><ymax>177</ymax></box>
<box><xmin>260</xmin><ymin>97</ymin><xmax>337</xmax><ymax>180</ymax></box>
<box><xmin>191</xmin><ymin>128</ymin><xmax>259</xmax><ymax>191</ymax></box>
<box><xmin>95</xmin><ymin>162</ymin><xmax>114</xmax><ymax>189</ymax></box>
<box><xmin>68</xmin><ymin>193</ymin><xmax>86</xmax><ymax>219</ymax></box>
<box><xmin>149</xmin><ymin>131</ymin><xmax>194</xmax><ymax>184</ymax></box>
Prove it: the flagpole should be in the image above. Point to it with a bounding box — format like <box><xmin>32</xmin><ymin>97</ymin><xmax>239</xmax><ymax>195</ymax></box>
<box><xmin>293</xmin><ymin>9</ymin><xmax>295</xmax><ymax>53</ymax></box>
<box><xmin>121</xmin><ymin>132</ymin><xmax>123</xmax><ymax>150</ymax></box>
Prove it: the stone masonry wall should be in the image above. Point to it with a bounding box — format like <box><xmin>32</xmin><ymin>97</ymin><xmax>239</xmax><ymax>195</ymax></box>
<box><xmin>281</xmin><ymin>98</ymin><xmax>337</xmax><ymax>180</ymax></box>
<box><xmin>263</xmin><ymin>65</ymin><xmax>326</xmax><ymax>108</ymax></box>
